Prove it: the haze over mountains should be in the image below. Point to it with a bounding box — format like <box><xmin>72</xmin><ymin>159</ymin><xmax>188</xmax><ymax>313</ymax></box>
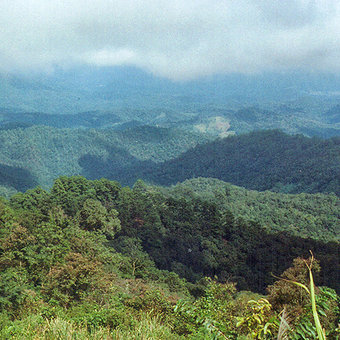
<box><xmin>0</xmin><ymin>66</ymin><xmax>339</xmax><ymax>198</ymax></box>
<box><xmin>1</xmin><ymin>68</ymin><xmax>340</xmax><ymax>137</ymax></box>
<box><xmin>1</xmin><ymin>1</ymin><xmax>340</xmax><ymax>337</ymax></box>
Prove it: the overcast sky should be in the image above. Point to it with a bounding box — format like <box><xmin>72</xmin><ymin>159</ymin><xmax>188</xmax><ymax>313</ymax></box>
<box><xmin>1</xmin><ymin>0</ymin><xmax>340</xmax><ymax>80</ymax></box>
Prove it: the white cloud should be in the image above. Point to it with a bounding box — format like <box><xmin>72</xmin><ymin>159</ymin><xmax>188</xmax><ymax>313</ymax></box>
<box><xmin>0</xmin><ymin>0</ymin><xmax>340</xmax><ymax>80</ymax></box>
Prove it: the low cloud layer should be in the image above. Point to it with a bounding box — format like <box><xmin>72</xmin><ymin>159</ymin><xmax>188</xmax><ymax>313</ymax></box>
<box><xmin>1</xmin><ymin>0</ymin><xmax>340</xmax><ymax>80</ymax></box>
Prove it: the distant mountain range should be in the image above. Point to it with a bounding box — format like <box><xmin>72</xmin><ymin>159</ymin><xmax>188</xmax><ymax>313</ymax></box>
<box><xmin>1</xmin><ymin>67</ymin><xmax>340</xmax><ymax>137</ymax></box>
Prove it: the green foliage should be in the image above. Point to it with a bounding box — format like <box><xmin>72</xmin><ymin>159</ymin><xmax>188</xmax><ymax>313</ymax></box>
<box><xmin>76</xmin><ymin>198</ymin><xmax>121</xmax><ymax>237</ymax></box>
<box><xmin>0</xmin><ymin>175</ymin><xmax>338</xmax><ymax>338</ymax></box>
<box><xmin>66</xmin><ymin>300</ymin><xmax>133</xmax><ymax>330</ymax></box>
<box><xmin>113</xmin><ymin>237</ymin><xmax>158</xmax><ymax>279</ymax></box>
<box><xmin>165</xmin><ymin>177</ymin><xmax>339</xmax><ymax>242</ymax></box>
<box><xmin>236</xmin><ymin>298</ymin><xmax>278</xmax><ymax>339</ymax></box>
<box><xmin>50</xmin><ymin>176</ymin><xmax>92</xmax><ymax>216</ymax></box>
<box><xmin>0</xmin><ymin>219</ymin><xmax>71</xmax><ymax>286</ymax></box>
<box><xmin>42</xmin><ymin>252</ymin><xmax>111</xmax><ymax>306</ymax></box>
<box><xmin>127</xmin><ymin>287</ymin><xmax>174</xmax><ymax>321</ymax></box>
<box><xmin>0</xmin><ymin>267</ymin><xmax>31</xmax><ymax>314</ymax></box>
<box><xmin>174</xmin><ymin>278</ymin><xmax>238</xmax><ymax>338</ymax></box>
<box><xmin>10</xmin><ymin>186</ymin><xmax>51</xmax><ymax>214</ymax></box>
<box><xmin>0</xmin><ymin>224</ymin><xmax>36</xmax><ymax>270</ymax></box>
<box><xmin>143</xmin><ymin>130</ymin><xmax>340</xmax><ymax>196</ymax></box>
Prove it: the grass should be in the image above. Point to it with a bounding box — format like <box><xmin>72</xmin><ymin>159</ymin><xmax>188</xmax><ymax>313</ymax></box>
<box><xmin>0</xmin><ymin>314</ymin><xmax>183</xmax><ymax>340</ymax></box>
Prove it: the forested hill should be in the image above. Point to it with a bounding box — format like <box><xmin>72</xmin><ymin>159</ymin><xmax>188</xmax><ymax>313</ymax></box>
<box><xmin>0</xmin><ymin>125</ymin><xmax>212</xmax><ymax>196</ymax></box>
<box><xmin>157</xmin><ymin>177</ymin><xmax>340</xmax><ymax>242</ymax></box>
<box><xmin>0</xmin><ymin>175</ymin><xmax>339</xmax><ymax>337</ymax></box>
<box><xmin>143</xmin><ymin>130</ymin><xmax>340</xmax><ymax>195</ymax></box>
<box><xmin>0</xmin><ymin>127</ymin><xmax>338</xmax><ymax>197</ymax></box>
<box><xmin>5</xmin><ymin>176</ymin><xmax>340</xmax><ymax>293</ymax></box>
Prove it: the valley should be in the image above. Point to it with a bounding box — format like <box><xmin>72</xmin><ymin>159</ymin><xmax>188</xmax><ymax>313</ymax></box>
<box><xmin>0</xmin><ymin>69</ymin><xmax>339</xmax><ymax>339</ymax></box>
<box><xmin>1</xmin><ymin>2</ymin><xmax>340</xmax><ymax>337</ymax></box>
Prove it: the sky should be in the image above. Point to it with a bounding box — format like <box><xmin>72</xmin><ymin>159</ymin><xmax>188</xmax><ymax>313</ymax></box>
<box><xmin>1</xmin><ymin>0</ymin><xmax>340</xmax><ymax>80</ymax></box>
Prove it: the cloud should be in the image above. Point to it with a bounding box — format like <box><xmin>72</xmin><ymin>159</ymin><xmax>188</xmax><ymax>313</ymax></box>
<box><xmin>0</xmin><ymin>0</ymin><xmax>340</xmax><ymax>80</ymax></box>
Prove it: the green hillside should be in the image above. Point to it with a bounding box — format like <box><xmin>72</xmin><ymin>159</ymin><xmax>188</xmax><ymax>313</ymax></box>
<box><xmin>0</xmin><ymin>176</ymin><xmax>338</xmax><ymax>338</ymax></box>
<box><xmin>0</xmin><ymin>125</ymin><xmax>212</xmax><ymax>195</ymax></box>
<box><xmin>158</xmin><ymin>178</ymin><xmax>339</xmax><ymax>242</ymax></box>
<box><xmin>5</xmin><ymin>175</ymin><xmax>340</xmax><ymax>293</ymax></box>
<box><xmin>0</xmin><ymin>127</ymin><xmax>338</xmax><ymax>198</ymax></box>
<box><xmin>145</xmin><ymin>130</ymin><xmax>340</xmax><ymax>195</ymax></box>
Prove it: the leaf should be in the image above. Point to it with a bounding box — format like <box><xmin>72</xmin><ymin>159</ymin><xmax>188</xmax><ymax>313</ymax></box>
<box><xmin>253</xmin><ymin>315</ymin><xmax>261</xmax><ymax>324</ymax></box>
<box><xmin>290</xmin><ymin>280</ymin><xmax>310</xmax><ymax>295</ymax></box>
<box><xmin>305</xmin><ymin>324</ymin><xmax>316</xmax><ymax>337</ymax></box>
<box><xmin>263</xmin><ymin>323</ymin><xmax>272</xmax><ymax>335</ymax></box>
<box><xmin>236</xmin><ymin>318</ymin><xmax>245</xmax><ymax>328</ymax></box>
<box><xmin>318</xmin><ymin>309</ymin><xmax>326</xmax><ymax>317</ymax></box>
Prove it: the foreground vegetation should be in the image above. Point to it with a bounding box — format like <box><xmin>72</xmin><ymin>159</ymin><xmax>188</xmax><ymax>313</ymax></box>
<box><xmin>0</xmin><ymin>176</ymin><xmax>338</xmax><ymax>338</ymax></box>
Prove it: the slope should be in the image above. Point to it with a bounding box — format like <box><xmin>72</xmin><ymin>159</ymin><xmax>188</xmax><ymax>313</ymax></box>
<box><xmin>0</xmin><ymin>125</ymin><xmax>212</xmax><ymax>196</ymax></box>
<box><xmin>157</xmin><ymin>177</ymin><xmax>340</xmax><ymax>242</ymax></box>
<box><xmin>144</xmin><ymin>130</ymin><xmax>340</xmax><ymax>195</ymax></box>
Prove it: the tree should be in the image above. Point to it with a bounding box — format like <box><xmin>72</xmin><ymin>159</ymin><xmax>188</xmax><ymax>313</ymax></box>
<box><xmin>77</xmin><ymin>198</ymin><xmax>121</xmax><ymax>237</ymax></box>
<box><xmin>267</xmin><ymin>256</ymin><xmax>320</xmax><ymax>315</ymax></box>
<box><xmin>42</xmin><ymin>252</ymin><xmax>109</xmax><ymax>306</ymax></box>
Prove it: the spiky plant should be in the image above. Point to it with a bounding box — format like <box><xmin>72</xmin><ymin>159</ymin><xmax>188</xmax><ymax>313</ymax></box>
<box><xmin>277</xmin><ymin>251</ymin><xmax>326</xmax><ymax>340</ymax></box>
<box><xmin>277</xmin><ymin>308</ymin><xmax>290</xmax><ymax>340</ymax></box>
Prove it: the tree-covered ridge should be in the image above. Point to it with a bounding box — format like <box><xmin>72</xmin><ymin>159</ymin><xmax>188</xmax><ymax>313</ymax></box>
<box><xmin>145</xmin><ymin>130</ymin><xmax>340</xmax><ymax>195</ymax></box>
<box><xmin>0</xmin><ymin>176</ymin><xmax>338</xmax><ymax>339</ymax></box>
<box><xmin>6</xmin><ymin>176</ymin><xmax>339</xmax><ymax>293</ymax></box>
<box><xmin>0</xmin><ymin>110</ymin><xmax>122</xmax><ymax>129</ymax></box>
<box><xmin>0</xmin><ymin>125</ymin><xmax>212</xmax><ymax>195</ymax></box>
<box><xmin>156</xmin><ymin>177</ymin><xmax>340</xmax><ymax>242</ymax></box>
<box><xmin>0</xmin><ymin>127</ymin><xmax>338</xmax><ymax>198</ymax></box>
